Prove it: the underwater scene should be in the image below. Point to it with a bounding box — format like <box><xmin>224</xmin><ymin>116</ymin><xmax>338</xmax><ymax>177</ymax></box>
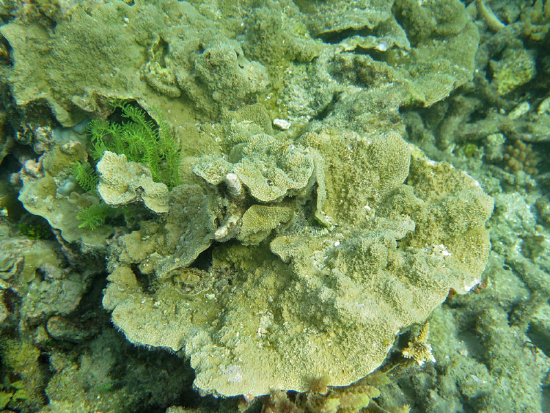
<box><xmin>0</xmin><ymin>0</ymin><xmax>548</xmax><ymax>412</ymax></box>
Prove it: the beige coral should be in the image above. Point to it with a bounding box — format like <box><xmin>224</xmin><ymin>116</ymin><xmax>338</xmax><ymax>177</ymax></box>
<box><xmin>194</xmin><ymin>134</ymin><xmax>316</xmax><ymax>203</ymax></box>
<box><xmin>97</xmin><ymin>151</ymin><xmax>169</xmax><ymax>214</ymax></box>
<box><xmin>402</xmin><ymin>323</ymin><xmax>436</xmax><ymax>366</ymax></box>
<box><xmin>503</xmin><ymin>139</ymin><xmax>539</xmax><ymax>175</ymax></box>
<box><xmin>104</xmin><ymin>130</ymin><xmax>493</xmax><ymax>397</ymax></box>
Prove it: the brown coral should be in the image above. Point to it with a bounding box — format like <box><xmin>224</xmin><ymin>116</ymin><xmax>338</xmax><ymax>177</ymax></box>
<box><xmin>502</xmin><ymin>139</ymin><xmax>539</xmax><ymax>175</ymax></box>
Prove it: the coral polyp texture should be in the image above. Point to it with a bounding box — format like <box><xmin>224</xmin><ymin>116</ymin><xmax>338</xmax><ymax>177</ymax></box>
<box><xmin>103</xmin><ymin>129</ymin><xmax>493</xmax><ymax>397</ymax></box>
<box><xmin>0</xmin><ymin>0</ymin><xmax>504</xmax><ymax>407</ymax></box>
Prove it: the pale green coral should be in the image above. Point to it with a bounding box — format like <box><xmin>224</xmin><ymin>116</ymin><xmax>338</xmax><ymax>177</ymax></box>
<box><xmin>0</xmin><ymin>0</ymin><xmax>270</xmax><ymax>127</ymax></box>
<box><xmin>394</xmin><ymin>0</ymin><xmax>469</xmax><ymax>42</ymax></box>
<box><xmin>108</xmin><ymin>183</ymin><xmax>220</xmax><ymax>280</ymax></box>
<box><xmin>521</xmin><ymin>0</ymin><xmax>550</xmax><ymax>41</ymax></box>
<box><xmin>238</xmin><ymin>205</ymin><xmax>294</xmax><ymax>245</ymax></box>
<box><xmin>295</xmin><ymin>0</ymin><xmax>393</xmax><ymax>37</ymax></box>
<box><xmin>0</xmin><ymin>0</ymin><xmax>502</xmax><ymax>406</ymax></box>
<box><xmin>96</xmin><ymin>151</ymin><xmax>169</xmax><ymax>214</ymax></box>
<box><xmin>18</xmin><ymin>141</ymin><xmax>113</xmax><ymax>248</ymax></box>
<box><xmin>301</xmin><ymin>130</ymin><xmax>411</xmax><ymax>224</ymax></box>
<box><xmin>192</xmin><ymin>37</ymin><xmax>269</xmax><ymax>109</ymax></box>
<box><xmin>243</xmin><ymin>1</ymin><xmax>323</xmax><ymax>65</ymax></box>
<box><xmin>194</xmin><ymin>133</ymin><xmax>316</xmax><ymax>203</ymax></box>
<box><xmin>490</xmin><ymin>48</ymin><xmax>536</xmax><ymax>95</ymax></box>
<box><xmin>104</xmin><ymin>129</ymin><xmax>492</xmax><ymax>397</ymax></box>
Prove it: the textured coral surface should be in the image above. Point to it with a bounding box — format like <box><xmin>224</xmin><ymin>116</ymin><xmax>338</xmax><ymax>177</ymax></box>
<box><xmin>0</xmin><ymin>0</ymin><xmax>548</xmax><ymax>412</ymax></box>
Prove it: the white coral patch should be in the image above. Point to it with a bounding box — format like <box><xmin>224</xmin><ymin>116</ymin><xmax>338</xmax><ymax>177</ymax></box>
<box><xmin>224</xmin><ymin>365</ymin><xmax>244</xmax><ymax>384</ymax></box>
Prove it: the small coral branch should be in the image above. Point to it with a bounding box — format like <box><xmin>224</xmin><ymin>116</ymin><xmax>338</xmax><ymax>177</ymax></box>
<box><xmin>402</xmin><ymin>323</ymin><xmax>436</xmax><ymax>366</ymax></box>
<box><xmin>476</xmin><ymin>0</ymin><xmax>506</xmax><ymax>31</ymax></box>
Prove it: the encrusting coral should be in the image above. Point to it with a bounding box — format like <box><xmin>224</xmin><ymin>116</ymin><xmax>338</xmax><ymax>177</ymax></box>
<box><xmin>96</xmin><ymin>151</ymin><xmax>169</xmax><ymax>214</ymax></box>
<box><xmin>0</xmin><ymin>0</ymin><xmax>498</xmax><ymax>406</ymax></box>
<box><xmin>103</xmin><ymin>127</ymin><xmax>493</xmax><ymax>397</ymax></box>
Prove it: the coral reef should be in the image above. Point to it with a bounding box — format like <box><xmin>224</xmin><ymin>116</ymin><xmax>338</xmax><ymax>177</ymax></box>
<box><xmin>0</xmin><ymin>0</ymin><xmax>548</xmax><ymax>411</ymax></box>
<box><xmin>381</xmin><ymin>190</ymin><xmax>550</xmax><ymax>412</ymax></box>
<box><xmin>521</xmin><ymin>0</ymin><xmax>550</xmax><ymax>41</ymax></box>
<box><xmin>103</xmin><ymin>126</ymin><xmax>492</xmax><ymax>397</ymax></box>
